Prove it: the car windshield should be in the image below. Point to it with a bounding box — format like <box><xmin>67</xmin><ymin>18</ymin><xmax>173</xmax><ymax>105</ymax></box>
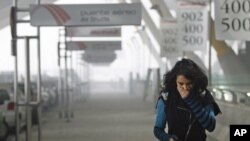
<box><xmin>0</xmin><ymin>89</ymin><xmax>10</xmax><ymax>104</ymax></box>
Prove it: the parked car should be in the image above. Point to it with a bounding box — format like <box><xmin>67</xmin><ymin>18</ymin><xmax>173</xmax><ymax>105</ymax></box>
<box><xmin>0</xmin><ymin>83</ymin><xmax>26</xmax><ymax>134</ymax></box>
<box><xmin>211</xmin><ymin>88</ymin><xmax>224</xmax><ymax>101</ymax></box>
<box><xmin>220</xmin><ymin>89</ymin><xmax>237</xmax><ymax>103</ymax></box>
<box><xmin>41</xmin><ymin>87</ymin><xmax>57</xmax><ymax>110</ymax></box>
<box><xmin>233</xmin><ymin>90</ymin><xmax>250</xmax><ymax>106</ymax></box>
<box><xmin>0</xmin><ymin>89</ymin><xmax>9</xmax><ymax>140</ymax></box>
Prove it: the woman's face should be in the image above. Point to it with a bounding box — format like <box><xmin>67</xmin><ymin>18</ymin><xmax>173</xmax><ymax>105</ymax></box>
<box><xmin>176</xmin><ymin>75</ymin><xmax>193</xmax><ymax>97</ymax></box>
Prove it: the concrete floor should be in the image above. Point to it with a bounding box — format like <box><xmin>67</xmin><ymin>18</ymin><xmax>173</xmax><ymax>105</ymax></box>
<box><xmin>41</xmin><ymin>92</ymin><xmax>156</xmax><ymax>141</ymax></box>
<box><xmin>8</xmin><ymin>85</ymin><xmax>218</xmax><ymax>141</ymax></box>
<box><xmin>9</xmin><ymin>91</ymin><xmax>156</xmax><ymax>141</ymax></box>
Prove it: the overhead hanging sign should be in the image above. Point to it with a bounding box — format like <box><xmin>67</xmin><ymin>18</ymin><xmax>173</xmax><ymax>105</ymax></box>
<box><xmin>214</xmin><ymin>0</ymin><xmax>250</xmax><ymax>40</ymax></box>
<box><xmin>30</xmin><ymin>3</ymin><xmax>141</xmax><ymax>26</ymax></box>
<box><xmin>160</xmin><ymin>18</ymin><xmax>178</xmax><ymax>57</ymax></box>
<box><xmin>177</xmin><ymin>2</ymin><xmax>208</xmax><ymax>51</ymax></box>
<box><xmin>66</xmin><ymin>26</ymin><xmax>121</xmax><ymax>37</ymax></box>
<box><xmin>82</xmin><ymin>52</ymin><xmax>116</xmax><ymax>63</ymax></box>
<box><xmin>66</xmin><ymin>41</ymin><xmax>121</xmax><ymax>51</ymax></box>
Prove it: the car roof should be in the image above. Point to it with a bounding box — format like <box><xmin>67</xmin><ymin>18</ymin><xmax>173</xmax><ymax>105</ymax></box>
<box><xmin>0</xmin><ymin>83</ymin><xmax>14</xmax><ymax>89</ymax></box>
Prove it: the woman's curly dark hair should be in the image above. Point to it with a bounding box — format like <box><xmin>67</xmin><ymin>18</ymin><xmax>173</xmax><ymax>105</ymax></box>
<box><xmin>163</xmin><ymin>58</ymin><xmax>208</xmax><ymax>93</ymax></box>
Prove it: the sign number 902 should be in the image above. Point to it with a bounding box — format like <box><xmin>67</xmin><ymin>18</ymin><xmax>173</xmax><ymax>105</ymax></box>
<box><xmin>177</xmin><ymin>2</ymin><xmax>208</xmax><ymax>50</ymax></box>
<box><xmin>181</xmin><ymin>12</ymin><xmax>204</xmax><ymax>46</ymax></box>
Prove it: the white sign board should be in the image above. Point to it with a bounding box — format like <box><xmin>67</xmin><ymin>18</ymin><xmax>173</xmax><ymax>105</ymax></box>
<box><xmin>215</xmin><ymin>0</ymin><xmax>250</xmax><ymax>40</ymax></box>
<box><xmin>160</xmin><ymin>19</ymin><xmax>178</xmax><ymax>57</ymax></box>
<box><xmin>30</xmin><ymin>3</ymin><xmax>141</xmax><ymax>26</ymax></box>
<box><xmin>66</xmin><ymin>27</ymin><xmax>121</xmax><ymax>37</ymax></box>
<box><xmin>177</xmin><ymin>2</ymin><xmax>208</xmax><ymax>51</ymax></box>
<box><xmin>82</xmin><ymin>52</ymin><xmax>116</xmax><ymax>63</ymax></box>
<box><xmin>66</xmin><ymin>41</ymin><xmax>121</xmax><ymax>51</ymax></box>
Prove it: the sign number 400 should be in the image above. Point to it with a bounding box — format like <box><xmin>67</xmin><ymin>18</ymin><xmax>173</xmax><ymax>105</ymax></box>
<box><xmin>181</xmin><ymin>12</ymin><xmax>204</xmax><ymax>46</ymax></box>
<box><xmin>220</xmin><ymin>0</ymin><xmax>250</xmax><ymax>32</ymax></box>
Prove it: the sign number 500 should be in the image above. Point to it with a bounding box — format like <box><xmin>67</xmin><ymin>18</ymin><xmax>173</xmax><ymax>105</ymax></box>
<box><xmin>221</xmin><ymin>0</ymin><xmax>250</xmax><ymax>32</ymax></box>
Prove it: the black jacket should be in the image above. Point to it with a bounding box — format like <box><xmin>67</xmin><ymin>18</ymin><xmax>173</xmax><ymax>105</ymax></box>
<box><xmin>160</xmin><ymin>89</ymin><xmax>221</xmax><ymax>141</ymax></box>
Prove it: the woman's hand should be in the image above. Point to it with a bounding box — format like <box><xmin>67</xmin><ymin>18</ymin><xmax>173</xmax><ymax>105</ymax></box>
<box><xmin>169</xmin><ymin>137</ymin><xmax>176</xmax><ymax>141</ymax></box>
<box><xmin>177</xmin><ymin>86</ymin><xmax>190</xmax><ymax>99</ymax></box>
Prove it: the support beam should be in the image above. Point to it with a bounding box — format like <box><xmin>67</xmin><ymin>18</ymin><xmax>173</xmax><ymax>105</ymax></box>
<box><xmin>130</xmin><ymin>0</ymin><xmax>164</xmax><ymax>65</ymax></box>
<box><xmin>210</xmin><ymin>18</ymin><xmax>249</xmax><ymax>75</ymax></box>
<box><xmin>150</xmin><ymin>0</ymin><xmax>172</xmax><ymax>18</ymax></box>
